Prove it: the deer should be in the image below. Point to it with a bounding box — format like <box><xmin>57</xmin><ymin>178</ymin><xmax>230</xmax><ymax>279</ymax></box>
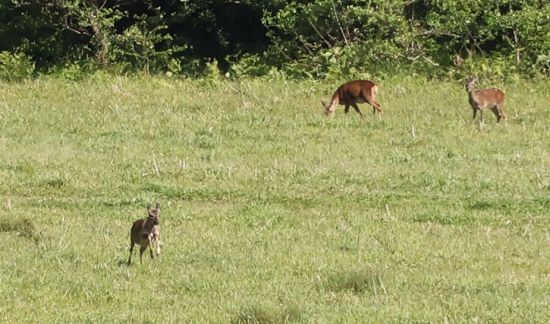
<box><xmin>322</xmin><ymin>80</ymin><xmax>382</xmax><ymax>117</ymax></box>
<box><xmin>464</xmin><ymin>77</ymin><xmax>506</xmax><ymax>124</ymax></box>
<box><xmin>127</xmin><ymin>202</ymin><xmax>161</xmax><ymax>265</ymax></box>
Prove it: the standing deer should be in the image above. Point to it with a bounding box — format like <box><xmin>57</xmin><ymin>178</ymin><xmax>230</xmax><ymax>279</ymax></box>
<box><xmin>127</xmin><ymin>203</ymin><xmax>161</xmax><ymax>265</ymax></box>
<box><xmin>464</xmin><ymin>77</ymin><xmax>506</xmax><ymax>124</ymax></box>
<box><xmin>322</xmin><ymin>80</ymin><xmax>382</xmax><ymax>117</ymax></box>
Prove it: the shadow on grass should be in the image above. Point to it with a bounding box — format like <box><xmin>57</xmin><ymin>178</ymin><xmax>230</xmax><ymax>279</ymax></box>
<box><xmin>0</xmin><ymin>218</ymin><xmax>42</xmax><ymax>242</ymax></box>
<box><xmin>44</xmin><ymin>178</ymin><xmax>65</xmax><ymax>189</ymax></box>
<box><xmin>144</xmin><ymin>182</ymin><xmax>319</xmax><ymax>208</ymax></box>
<box><xmin>323</xmin><ymin>268</ymin><xmax>385</xmax><ymax>294</ymax></box>
<box><xmin>117</xmin><ymin>259</ymin><xmax>129</xmax><ymax>267</ymax></box>
<box><xmin>232</xmin><ymin>304</ymin><xmax>303</xmax><ymax>324</ymax></box>
<box><xmin>144</xmin><ymin>183</ymin><xmax>243</xmax><ymax>202</ymax></box>
<box><xmin>469</xmin><ymin>200</ymin><xmax>499</xmax><ymax>210</ymax></box>
<box><xmin>468</xmin><ymin>197</ymin><xmax>550</xmax><ymax>213</ymax></box>
<box><xmin>412</xmin><ymin>213</ymin><xmax>476</xmax><ymax>226</ymax></box>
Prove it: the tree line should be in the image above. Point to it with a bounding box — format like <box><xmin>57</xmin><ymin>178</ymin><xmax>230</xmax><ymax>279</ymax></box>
<box><xmin>0</xmin><ymin>0</ymin><xmax>549</xmax><ymax>80</ymax></box>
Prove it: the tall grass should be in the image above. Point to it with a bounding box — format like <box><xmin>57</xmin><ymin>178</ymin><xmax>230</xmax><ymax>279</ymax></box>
<box><xmin>0</xmin><ymin>75</ymin><xmax>549</xmax><ymax>322</ymax></box>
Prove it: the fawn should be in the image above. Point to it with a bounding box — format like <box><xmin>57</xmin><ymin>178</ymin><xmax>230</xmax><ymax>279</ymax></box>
<box><xmin>127</xmin><ymin>203</ymin><xmax>161</xmax><ymax>265</ymax></box>
<box><xmin>465</xmin><ymin>77</ymin><xmax>506</xmax><ymax>124</ymax></box>
<box><xmin>322</xmin><ymin>80</ymin><xmax>382</xmax><ymax>117</ymax></box>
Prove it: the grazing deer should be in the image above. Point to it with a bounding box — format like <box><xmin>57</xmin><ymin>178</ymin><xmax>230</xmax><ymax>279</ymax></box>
<box><xmin>127</xmin><ymin>203</ymin><xmax>161</xmax><ymax>265</ymax></box>
<box><xmin>464</xmin><ymin>77</ymin><xmax>506</xmax><ymax>124</ymax></box>
<box><xmin>322</xmin><ymin>80</ymin><xmax>382</xmax><ymax>117</ymax></box>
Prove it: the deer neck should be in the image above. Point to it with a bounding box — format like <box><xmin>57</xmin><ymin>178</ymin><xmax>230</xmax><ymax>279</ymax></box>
<box><xmin>143</xmin><ymin>217</ymin><xmax>157</xmax><ymax>232</ymax></box>
<box><xmin>329</xmin><ymin>96</ymin><xmax>340</xmax><ymax>110</ymax></box>
<box><xmin>324</xmin><ymin>96</ymin><xmax>339</xmax><ymax>115</ymax></box>
<box><xmin>467</xmin><ymin>88</ymin><xmax>476</xmax><ymax>101</ymax></box>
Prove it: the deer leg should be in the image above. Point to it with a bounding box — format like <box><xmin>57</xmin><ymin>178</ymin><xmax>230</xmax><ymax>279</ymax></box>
<box><xmin>496</xmin><ymin>104</ymin><xmax>506</xmax><ymax>123</ymax></box>
<box><xmin>139</xmin><ymin>246</ymin><xmax>146</xmax><ymax>264</ymax></box>
<box><xmin>478</xmin><ymin>109</ymin><xmax>485</xmax><ymax>129</ymax></box>
<box><xmin>151</xmin><ymin>239</ymin><xmax>158</xmax><ymax>257</ymax></box>
<box><xmin>490</xmin><ymin>106</ymin><xmax>501</xmax><ymax>122</ymax></box>
<box><xmin>369</xmin><ymin>100</ymin><xmax>382</xmax><ymax>114</ymax></box>
<box><xmin>155</xmin><ymin>237</ymin><xmax>161</xmax><ymax>256</ymax></box>
<box><xmin>148</xmin><ymin>237</ymin><xmax>154</xmax><ymax>259</ymax></box>
<box><xmin>472</xmin><ymin>108</ymin><xmax>477</xmax><ymax>120</ymax></box>
<box><xmin>127</xmin><ymin>242</ymin><xmax>134</xmax><ymax>265</ymax></box>
<box><xmin>344</xmin><ymin>104</ymin><xmax>350</xmax><ymax>114</ymax></box>
<box><xmin>351</xmin><ymin>103</ymin><xmax>363</xmax><ymax>117</ymax></box>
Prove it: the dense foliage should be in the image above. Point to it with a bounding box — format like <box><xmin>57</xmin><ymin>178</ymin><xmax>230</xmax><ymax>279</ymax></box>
<box><xmin>0</xmin><ymin>0</ymin><xmax>549</xmax><ymax>79</ymax></box>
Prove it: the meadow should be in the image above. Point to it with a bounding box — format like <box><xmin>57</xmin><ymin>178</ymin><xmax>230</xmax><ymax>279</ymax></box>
<box><xmin>0</xmin><ymin>75</ymin><xmax>549</xmax><ymax>323</ymax></box>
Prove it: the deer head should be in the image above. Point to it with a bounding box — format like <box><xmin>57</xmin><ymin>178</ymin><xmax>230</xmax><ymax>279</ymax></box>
<box><xmin>147</xmin><ymin>202</ymin><xmax>161</xmax><ymax>225</ymax></box>
<box><xmin>464</xmin><ymin>77</ymin><xmax>478</xmax><ymax>93</ymax></box>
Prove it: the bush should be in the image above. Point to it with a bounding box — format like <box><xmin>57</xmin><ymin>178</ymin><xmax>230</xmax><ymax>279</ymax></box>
<box><xmin>0</xmin><ymin>51</ymin><xmax>35</xmax><ymax>81</ymax></box>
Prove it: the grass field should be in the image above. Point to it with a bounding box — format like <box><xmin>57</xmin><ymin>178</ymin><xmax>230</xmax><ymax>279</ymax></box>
<box><xmin>0</xmin><ymin>75</ymin><xmax>549</xmax><ymax>323</ymax></box>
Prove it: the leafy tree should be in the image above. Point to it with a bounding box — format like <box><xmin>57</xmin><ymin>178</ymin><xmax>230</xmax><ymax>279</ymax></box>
<box><xmin>0</xmin><ymin>0</ymin><xmax>549</xmax><ymax>78</ymax></box>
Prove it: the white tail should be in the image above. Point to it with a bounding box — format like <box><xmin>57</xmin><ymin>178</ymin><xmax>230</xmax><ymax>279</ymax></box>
<box><xmin>465</xmin><ymin>77</ymin><xmax>506</xmax><ymax>124</ymax></box>
<box><xmin>322</xmin><ymin>80</ymin><xmax>382</xmax><ymax>117</ymax></box>
<box><xmin>127</xmin><ymin>202</ymin><xmax>161</xmax><ymax>265</ymax></box>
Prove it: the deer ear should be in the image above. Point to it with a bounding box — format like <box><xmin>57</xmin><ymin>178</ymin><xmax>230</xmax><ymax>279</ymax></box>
<box><xmin>155</xmin><ymin>202</ymin><xmax>160</xmax><ymax>209</ymax></box>
<box><xmin>146</xmin><ymin>203</ymin><xmax>152</xmax><ymax>210</ymax></box>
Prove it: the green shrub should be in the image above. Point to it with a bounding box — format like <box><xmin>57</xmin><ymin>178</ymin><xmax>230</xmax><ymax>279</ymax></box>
<box><xmin>0</xmin><ymin>51</ymin><xmax>35</xmax><ymax>81</ymax></box>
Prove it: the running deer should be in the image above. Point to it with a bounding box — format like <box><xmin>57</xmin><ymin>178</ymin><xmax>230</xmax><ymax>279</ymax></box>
<box><xmin>127</xmin><ymin>203</ymin><xmax>161</xmax><ymax>265</ymax></box>
<box><xmin>322</xmin><ymin>80</ymin><xmax>382</xmax><ymax>117</ymax></box>
<box><xmin>465</xmin><ymin>77</ymin><xmax>507</xmax><ymax>124</ymax></box>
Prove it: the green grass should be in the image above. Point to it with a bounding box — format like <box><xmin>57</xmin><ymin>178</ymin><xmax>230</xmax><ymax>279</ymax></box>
<box><xmin>0</xmin><ymin>75</ymin><xmax>549</xmax><ymax>322</ymax></box>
